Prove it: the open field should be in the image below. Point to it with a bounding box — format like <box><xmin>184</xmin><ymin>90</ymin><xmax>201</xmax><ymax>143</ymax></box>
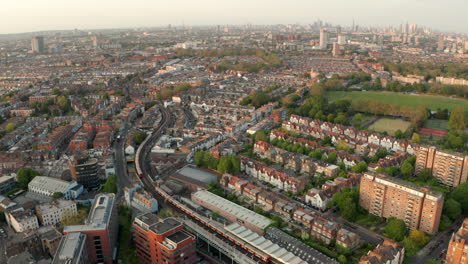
<box><xmin>424</xmin><ymin>119</ymin><xmax>449</xmax><ymax>130</ymax></box>
<box><xmin>327</xmin><ymin>91</ymin><xmax>468</xmax><ymax>111</ymax></box>
<box><xmin>368</xmin><ymin>118</ymin><xmax>412</xmax><ymax>136</ymax></box>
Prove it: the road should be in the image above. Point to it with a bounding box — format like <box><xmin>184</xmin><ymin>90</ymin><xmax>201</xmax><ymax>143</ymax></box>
<box><xmin>113</xmin><ymin>121</ymin><xmax>132</xmax><ymax>199</ymax></box>
<box><xmin>409</xmin><ymin>218</ymin><xmax>463</xmax><ymax>263</ymax></box>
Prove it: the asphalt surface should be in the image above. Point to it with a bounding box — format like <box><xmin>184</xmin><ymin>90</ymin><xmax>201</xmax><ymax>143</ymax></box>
<box><xmin>113</xmin><ymin>122</ymin><xmax>132</xmax><ymax>199</ymax></box>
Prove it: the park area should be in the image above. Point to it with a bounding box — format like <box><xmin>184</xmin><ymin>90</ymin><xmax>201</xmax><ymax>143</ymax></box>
<box><xmin>327</xmin><ymin>91</ymin><xmax>468</xmax><ymax>110</ymax></box>
<box><xmin>368</xmin><ymin>118</ymin><xmax>412</xmax><ymax>136</ymax></box>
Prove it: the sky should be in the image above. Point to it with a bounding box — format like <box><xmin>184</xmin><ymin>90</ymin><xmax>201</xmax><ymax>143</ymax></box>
<box><xmin>1</xmin><ymin>0</ymin><xmax>467</xmax><ymax>34</ymax></box>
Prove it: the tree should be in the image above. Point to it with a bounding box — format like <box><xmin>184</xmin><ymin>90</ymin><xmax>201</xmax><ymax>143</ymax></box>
<box><xmin>448</xmin><ymin>107</ymin><xmax>466</xmax><ymax>130</ymax></box>
<box><xmin>338</xmin><ymin>255</ymin><xmax>347</xmax><ymax>264</ymax></box>
<box><xmin>450</xmin><ymin>182</ymin><xmax>468</xmax><ymax>212</ymax></box>
<box><xmin>384</xmin><ymin>217</ymin><xmax>407</xmax><ymax>241</ymax></box>
<box><xmin>133</xmin><ymin>131</ymin><xmax>147</xmax><ymax>145</ymax></box>
<box><xmin>158</xmin><ymin>208</ymin><xmax>174</xmax><ymax>219</ymax></box>
<box><xmin>254</xmin><ymin>131</ymin><xmax>268</xmax><ymax>142</ymax></box>
<box><xmin>402</xmin><ymin>229</ymin><xmax>430</xmax><ymax>256</ymax></box>
<box><xmin>411</xmin><ymin>133</ymin><xmax>421</xmax><ymax>144</ymax></box>
<box><xmin>57</xmin><ymin>95</ymin><xmax>68</xmax><ymax>110</ymax></box>
<box><xmin>5</xmin><ymin>122</ymin><xmax>15</xmax><ymax>132</ymax></box>
<box><xmin>326</xmin><ymin>152</ymin><xmax>337</xmax><ymax>164</ymax></box>
<box><xmin>52</xmin><ymin>192</ymin><xmax>64</xmax><ymax>199</ymax></box>
<box><xmin>416</xmin><ymin>168</ymin><xmax>432</xmax><ymax>182</ymax></box>
<box><xmin>352</xmin><ymin>161</ymin><xmax>368</xmax><ymax>173</ymax></box>
<box><xmin>401</xmin><ymin>162</ymin><xmax>414</xmax><ymax>177</ymax></box>
<box><xmin>102</xmin><ymin>174</ymin><xmax>117</xmax><ymax>194</ymax></box>
<box><xmin>443</xmin><ymin>199</ymin><xmax>462</xmax><ymax>220</ymax></box>
<box><xmin>16</xmin><ymin>168</ymin><xmax>40</xmax><ymax>188</ymax></box>
<box><xmin>394</xmin><ymin>130</ymin><xmax>404</xmax><ymax>139</ymax></box>
<box><xmin>217</xmin><ymin>155</ymin><xmax>240</xmax><ymax>174</ymax></box>
<box><xmin>62</xmin><ymin>208</ymin><xmax>86</xmax><ymax>226</ymax></box>
<box><xmin>341</xmin><ymin>197</ymin><xmax>358</xmax><ymax>221</ymax></box>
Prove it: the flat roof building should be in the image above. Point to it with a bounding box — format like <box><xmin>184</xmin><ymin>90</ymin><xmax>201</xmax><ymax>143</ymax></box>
<box><xmin>191</xmin><ymin>189</ymin><xmax>272</xmax><ymax>234</ymax></box>
<box><xmin>359</xmin><ymin>172</ymin><xmax>444</xmax><ymax>234</ymax></box>
<box><xmin>28</xmin><ymin>176</ymin><xmax>83</xmax><ymax>200</ymax></box>
<box><xmin>52</xmin><ymin>232</ymin><xmax>89</xmax><ymax>264</ymax></box>
<box><xmin>132</xmin><ymin>213</ymin><xmax>197</xmax><ymax>264</ymax></box>
<box><xmin>63</xmin><ymin>193</ymin><xmax>118</xmax><ymax>264</ymax></box>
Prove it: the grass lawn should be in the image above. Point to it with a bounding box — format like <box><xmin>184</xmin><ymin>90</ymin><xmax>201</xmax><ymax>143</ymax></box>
<box><xmin>327</xmin><ymin>91</ymin><xmax>468</xmax><ymax>110</ymax></box>
<box><xmin>424</xmin><ymin>119</ymin><xmax>449</xmax><ymax>130</ymax></box>
<box><xmin>368</xmin><ymin>118</ymin><xmax>412</xmax><ymax>136</ymax></box>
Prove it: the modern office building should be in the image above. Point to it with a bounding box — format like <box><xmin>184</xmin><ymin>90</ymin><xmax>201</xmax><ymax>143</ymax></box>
<box><xmin>359</xmin><ymin>172</ymin><xmax>444</xmax><ymax>234</ymax></box>
<box><xmin>68</xmin><ymin>154</ymin><xmax>100</xmax><ymax>190</ymax></box>
<box><xmin>0</xmin><ymin>175</ymin><xmax>16</xmax><ymax>194</ymax></box>
<box><xmin>63</xmin><ymin>193</ymin><xmax>118</xmax><ymax>264</ymax></box>
<box><xmin>32</xmin><ymin>36</ymin><xmax>45</xmax><ymax>53</ymax></box>
<box><xmin>445</xmin><ymin>218</ymin><xmax>468</xmax><ymax>264</ymax></box>
<box><xmin>415</xmin><ymin>146</ymin><xmax>468</xmax><ymax>187</ymax></box>
<box><xmin>132</xmin><ymin>213</ymin><xmax>197</xmax><ymax>264</ymax></box>
<box><xmin>52</xmin><ymin>232</ymin><xmax>89</xmax><ymax>264</ymax></box>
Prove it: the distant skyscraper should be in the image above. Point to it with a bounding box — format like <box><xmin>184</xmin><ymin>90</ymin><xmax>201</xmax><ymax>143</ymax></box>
<box><xmin>319</xmin><ymin>28</ymin><xmax>329</xmax><ymax>49</ymax></box>
<box><xmin>437</xmin><ymin>36</ymin><xmax>445</xmax><ymax>51</ymax></box>
<box><xmin>332</xmin><ymin>43</ymin><xmax>341</xmax><ymax>56</ymax></box>
<box><xmin>91</xmin><ymin>35</ymin><xmax>99</xmax><ymax>47</ymax></box>
<box><xmin>31</xmin><ymin>36</ymin><xmax>44</xmax><ymax>53</ymax></box>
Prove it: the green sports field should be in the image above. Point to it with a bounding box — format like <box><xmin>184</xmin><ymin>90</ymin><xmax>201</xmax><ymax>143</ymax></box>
<box><xmin>368</xmin><ymin>118</ymin><xmax>412</xmax><ymax>136</ymax></box>
<box><xmin>327</xmin><ymin>91</ymin><xmax>468</xmax><ymax>111</ymax></box>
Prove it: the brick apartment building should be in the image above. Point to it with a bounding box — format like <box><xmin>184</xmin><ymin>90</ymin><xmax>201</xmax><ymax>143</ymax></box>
<box><xmin>445</xmin><ymin>218</ymin><xmax>468</xmax><ymax>264</ymax></box>
<box><xmin>63</xmin><ymin>193</ymin><xmax>118</xmax><ymax>264</ymax></box>
<box><xmin>415</xmin><ymin>146</ymin><xmax>468</xmax><ymax>187</ymax></box>
<box><xmin>132</xmin><ymin>213</ymin><xmax>197</xmax><ymax>264</ymax></box>
<box><xmin>359</xmin><ymin>172</ymin><xmax>444</xmax><ymax>234</ymax></box>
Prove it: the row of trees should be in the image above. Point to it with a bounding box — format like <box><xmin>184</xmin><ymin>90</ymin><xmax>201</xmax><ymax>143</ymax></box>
<box><xmin>194</xmin><ymin>151</ymin><xmax>241</xmax><ymax>174</ymax></box>
<box><xmin>351</xmin><ymin>99</ymin><xmax>428</xmax><ymax>127</ymax></box>
<box><xmin>175</xmin><ymin>48</ymin><xmax>281</xmax><ymax>67</ymax></box>
<box><xmin>155</xmin><ymin>83</ymin><xmax>192</xmax><ymax>101</ymax></box>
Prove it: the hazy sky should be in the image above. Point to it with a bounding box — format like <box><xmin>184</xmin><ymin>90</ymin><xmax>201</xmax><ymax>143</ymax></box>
<box><xmin>1</xmin><ymin>0</ymin><xmax>467</xmax><ymax>34</ymax></box>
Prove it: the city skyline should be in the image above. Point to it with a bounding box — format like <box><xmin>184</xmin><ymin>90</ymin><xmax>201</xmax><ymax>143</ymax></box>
<box><xmin>1</xmin><ymin>0</ymin><xmax>468</xmax><ymax>34</ymax></box>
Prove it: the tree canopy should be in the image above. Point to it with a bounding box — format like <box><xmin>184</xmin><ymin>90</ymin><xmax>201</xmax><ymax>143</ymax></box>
<box><xmin>448</xmin><ymin>107</ymin><xmax>466</xmax><ymax>130</ymax></box>
<box><xmin>384</xmin><ymin>217</ymin><xmax>408</xmax><ymax>241</ymax></box>
<box><xmin>450</xmin><ymin>182</ymin><xmax>468</xmax><ymax>212</ymax></box>
<box><xmin>17</xmin><ymin>168</ymin><xmax>40</xmax><ymax>188</ymax></box>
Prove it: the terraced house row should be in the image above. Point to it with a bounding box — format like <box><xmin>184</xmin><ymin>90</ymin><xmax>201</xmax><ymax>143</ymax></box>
<box><xmin>240</xmin><ymin>155</ymin><xmax>306</xmax><ymax>193</ymax></box>
<box><xmin>221</xmin><ymin>174</ymin><xmax>360</xmax><ymax>249</ymax></box>
<box><xmin>253</xmin><ymin>141</ymin><xmax>340</xmax><ymax>178</ymax></box>
<box><xmin>270</xmin><ymin>129</ymin><xmax>363</xmax><ymax>168</ymax></box>
<box><xmin>284</xmin><ymin>115</ymin><xmax>418</xmax><ymax>155</ymax></box>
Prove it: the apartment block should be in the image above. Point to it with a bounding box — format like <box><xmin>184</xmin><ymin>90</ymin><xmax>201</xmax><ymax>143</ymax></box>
<box><xmin>52</xmin><ymin>232</ymin><xmax>89</xmax><ymax>264</ymax></box>
<box><xmin>132</xmin><ymin>213</ymin><xmax>197</xmax><ymax>264</ymax></box>
<box><xmin>415</xmin><ymin>146</ymin><xmax>468</xmax><ymax>187</ymax></box>
<box><xmin>63</xmin><ymin>193</ymin><xmax>118</xmax><ymax>264</ymax></box>
<box><xmin>445</xmin><ymin>218</ymin><xmax>468</xmax><ymax>264</ymax></box>
<box><xmin>36</xmin><ymin>199</ymin><xmax>77</xmax><ymax>226</ymax></box>
<box><xmin>359</xmin><ymin>172</ymin><xmax>443</xmax><ymax>234</ymax></box>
